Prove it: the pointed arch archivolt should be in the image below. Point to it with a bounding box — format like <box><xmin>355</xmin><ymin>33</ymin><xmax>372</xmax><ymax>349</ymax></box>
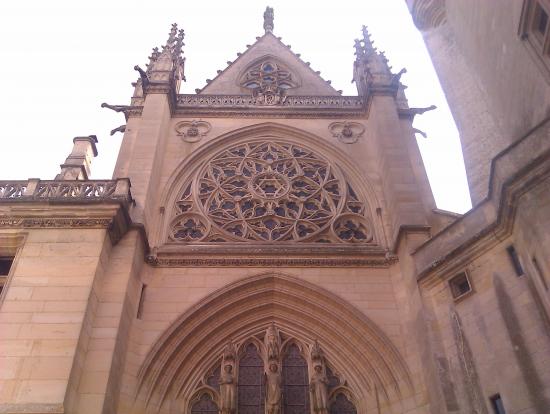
<box><xmin>134</xmin><ymin>273</ymin><xmax>413</xmax><ymax>413</ymax></box>
<box><xmin>155</xmin><ymin>122</ymin><xmax>385</xmax><ymax>248</ymax></box>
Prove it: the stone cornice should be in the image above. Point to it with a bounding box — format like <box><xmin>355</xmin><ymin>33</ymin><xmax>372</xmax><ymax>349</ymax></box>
<box><xmin>414</xmin><ymin>116</ymin><xmax>550</xmax><ymax>283</ymax></box>
<box><xmin>147</xmin><ymin>244</ymin><xmax>397</xmax><ymax>267</ymax></box>
<box><xmin>175</xmin><ymin>94</ymin><xmax>367</xmax><ymax>118</ymax></box>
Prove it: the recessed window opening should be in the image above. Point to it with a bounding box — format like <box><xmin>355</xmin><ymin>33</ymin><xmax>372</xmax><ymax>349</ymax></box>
<box><xmin>532</xmin><ymin>256</ymin><xmax>549</xmax><ymax>290</ymax></box>
<box><xmin>519</xmin><ymin>0</ymin><xmax>550</xmax><ymax>77</ymax></box>
<box><xmin>0</xmin><ymin>256</ymin><xmax>14</xmax><ymax>276</ymax></box>
<box><xmin>137</xmin><ymin>284</ymin><xmax>147</xmax><ymax>319</ymax></box>
<box><xmin>506</xmin><ymin>245</ymin><xmax>524</xmax><ymax>276</ymax></box>
<box><xmin>0</xmin><ymin>256</ymin><xmax>14</xmax><ymax>298</ymax></box>
<box><xmin>490</xmin><ymin>394</ymin><xmax>506</xmax><ymax>414</ymax></box>
<box><xmin>534</xmin><ymin>2</ymin><xmax>549</xmax><ymax>37</ymax></box>
<box><xmin>449</xmin><ymin>272</ymin><xmax>472</xmax><ymax>300</ymax></box>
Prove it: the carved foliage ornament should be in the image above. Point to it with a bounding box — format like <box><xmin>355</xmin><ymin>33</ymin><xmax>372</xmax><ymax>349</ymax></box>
<box><xmin>176</xmin><ymin>120</ymin><xmax>212</xmax><ymax>143</ymax></box>
<box><xmin>328</xmin><ymin>122</ymin><xmax>365</xmax><ymax>144</ymax></box>
<box><xmin>170</xmin><ymin>140</ymin><xmax>375</xmax><ymax>244</ymax></box>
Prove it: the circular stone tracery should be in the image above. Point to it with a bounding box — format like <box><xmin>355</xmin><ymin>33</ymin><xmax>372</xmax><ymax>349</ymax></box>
<box><xmin>193</xmin><ymin>141</ymin><xmax>357</xmax><ymax>242</ymax></box>
<box><xmin>170</xmin><ymin>139</ymin><xmax>375</xmax><ymax>244</ymax></box>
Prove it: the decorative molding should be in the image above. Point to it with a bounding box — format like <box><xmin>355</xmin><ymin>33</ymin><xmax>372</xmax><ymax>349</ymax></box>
<box><xmin>328</xmin><ymin>122</ymin><xmax>365</xmax><ymax>144</ymax></box>
<box><xmin>178</xmin><ymin>94</ymin><xmax>363</xmax><ymax>109</ymax></box>
<box><xmin>175</xmin><ymin>120</ymin><xmax>212</xmax><ymax>143</ymax></box>
<box><xmin>0</xmin><ymin>179</ymin><xmax>132</xmax><ymax>204</ymax></box>
<box><xmin>146</xmin><ymin>255</ymin><xmax>398</xmax><ymax>268</ymax></box>
<box><xmin>176</xmin><ymin>94</ymin><xmax>366</xmax><ymax>118</ymax></box>
<box><xmin>0</xmin><ymin>179</ymin><xmax>133</xmax><ymax>245</ymax></box>
<box><xmin>0</xmin><ymin>217</ymin><xmax>112</xmax><ymax>228</ymax></box>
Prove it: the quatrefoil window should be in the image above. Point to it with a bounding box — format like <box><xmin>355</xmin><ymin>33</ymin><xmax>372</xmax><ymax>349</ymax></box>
<box><xmin>170</xmin><ymin>140</ymin><xmax>375</xmax><ymax>243</ymax></box>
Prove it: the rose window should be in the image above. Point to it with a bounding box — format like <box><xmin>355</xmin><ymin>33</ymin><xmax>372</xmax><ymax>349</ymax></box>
<box><xmin>170</xmin><ymin>140</ymin><xmax>375</xmax><ymax>243</ymax></box>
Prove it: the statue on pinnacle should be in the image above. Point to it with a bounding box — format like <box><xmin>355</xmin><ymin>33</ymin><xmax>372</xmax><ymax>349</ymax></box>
<box><xmin>264</xmin><ymin>6</ymin><xmax>274</xmax><ymax>33</ymax></box>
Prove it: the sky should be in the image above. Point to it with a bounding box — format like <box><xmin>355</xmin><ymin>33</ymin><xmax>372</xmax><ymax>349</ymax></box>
<box><xmin>0</xmin><ymin>0</ymin><xmax>472</xmax><ymax>213</ymax></box>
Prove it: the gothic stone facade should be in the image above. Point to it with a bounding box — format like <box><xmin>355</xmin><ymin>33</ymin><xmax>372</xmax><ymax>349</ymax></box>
<box><xmin>1</xmin><ymin>4</ymin><xmax>550</xmax><ymax>414</ymax></box>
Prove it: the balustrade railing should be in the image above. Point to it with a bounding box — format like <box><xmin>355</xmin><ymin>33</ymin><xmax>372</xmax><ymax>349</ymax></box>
<box><xmin>0</xmin><ymin>179</ymin><xmax>132</xmax><ymax>203</ymax></box>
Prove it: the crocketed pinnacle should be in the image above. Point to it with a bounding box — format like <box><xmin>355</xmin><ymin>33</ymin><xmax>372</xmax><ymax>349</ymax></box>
<box><xmin>147</xmin><ymin>23</ymin><xmax>186</xmax><ymax>73</ymax></box>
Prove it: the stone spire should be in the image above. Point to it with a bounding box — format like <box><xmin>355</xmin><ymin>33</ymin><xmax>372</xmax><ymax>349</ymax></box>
<box><xmin>133</xmin><ymin>23</ymin><xmax>186</xmax><ymax>98</ymax></box>
<box><xmin>55</xmin><ymin>135</ymin><xmax>98</xmax><ymax>180</ymax></box>
<box><xmin>263</xmin><ymin>6</ymin><xmax>274</xmax><ymax>33</ymax></box>
<box><xmin>353</xmin><ymin>25</ymin><xmax>395</xmax><ymax>96</ymax></box>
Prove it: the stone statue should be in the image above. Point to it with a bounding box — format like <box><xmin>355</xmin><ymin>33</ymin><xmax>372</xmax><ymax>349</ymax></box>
<box><xmin>222</xmin><ymin>341</ymin><xmax>236</xmax><ymax>363</ymax></box>
<box><xmin>265</xmin><ymin>363</ymin><xmax>282</xmax><ymax>414</ymax></box>
<box><xmin>263</xmin><ymin>7</ymin><xmax>274</xmax><ymax>33</ymax></box>
<box><xmin>310</xmin><ymin>365</ymin><xmax>329</xmax><ymax>414</ymax></box>
<box><xmin>219</xmin><ymin>364</ymin><xmax>237</xmax><ymax>414</ymax></box>
<box><xmin>310</xmin><ymin>340</ymin><xmax>324</xmax><ymax>362</ymax></box>
<box><xmin>265</xmin><ymin>324</ymin><xmax>280</xmax><ymax>361</ymax></box>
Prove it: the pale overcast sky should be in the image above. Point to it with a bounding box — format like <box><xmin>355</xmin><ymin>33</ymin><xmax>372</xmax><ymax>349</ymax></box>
<box><xmin>0</xmin><ymin>0</ymin><xmax>472</xmax><ymax>213</ymax></box>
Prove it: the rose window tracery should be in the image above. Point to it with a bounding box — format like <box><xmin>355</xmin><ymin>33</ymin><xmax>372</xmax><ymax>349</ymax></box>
<box><xmin>170</xmin><ymin>140</ymin><xmax>375</xmax><ymax>244</ymax></box>
<box><xmin>239</xmin><ymin>60</ymin><xmax>298</xmax><ymax>105</ymax></box>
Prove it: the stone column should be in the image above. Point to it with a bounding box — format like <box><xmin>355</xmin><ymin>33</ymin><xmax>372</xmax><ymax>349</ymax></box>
<box><xmin>55</xmin><ymin>135</ymin><xmax>98</xmax><ymax>180</ymax></box>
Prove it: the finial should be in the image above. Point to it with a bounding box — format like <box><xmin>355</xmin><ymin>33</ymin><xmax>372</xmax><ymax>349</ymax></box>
<box><xmin>264</xmin><ymin>6</ymin><xmax>274</xmax><ymax>33</ymax></box>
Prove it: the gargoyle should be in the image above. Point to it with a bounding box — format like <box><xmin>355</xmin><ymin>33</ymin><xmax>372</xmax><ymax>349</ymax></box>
<box><xmin>413</xmin><ymin>128</ymin><xmax>428</xmax><ymax>138</ymax></box>
<box><xmin>101</xmin><ymin>103</ymin><xmax>133</xmax><ymax>121</ymax></box>
<box><xmin>391</xmin><ymin>68</ymin><xmax>407</xmax><ymax>87</ymax></box>
<box><xmin>134</xmin><ymin>65</ymin><xmax>150</xmax><ymax>89</ymax></box>
<box><xmin>110</xmin><ymin>125</ymin><xmax>126</xmax><ymax>136</ymax></box>
<box><xmin>410</xmin><ymin>104</ymin><xmax>437</xmax><ymax>115</ymax></box>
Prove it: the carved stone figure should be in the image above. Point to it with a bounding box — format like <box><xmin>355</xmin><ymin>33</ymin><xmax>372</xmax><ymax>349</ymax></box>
<box><xmin>310</xmin><ymin>365</ymin><xmax>329</xmax><ymax>414</ymax></box>
<box><xmin>265</xmin><ymin>324</ymin><xmax>280</xmax><ymax>361</ymax></box>
<box><xmin>219</xmin><ymin>364</ymin><xmax>236</xmax><ymax>414</ymax></box>
<box><xmin>310</xmin><ymin>340</ymin><xmax>324</xmax><ymax>363</ymax></box>
<box><xmin>263</xmin><ymin>6</ymin><xmax>274</xmax><ymax>33</ymax></box>
<box><xmin>222</xmin><ymin>341</ymin><xmax>236</xmax><ymax>363</ymax></box>
<box><xmin>265</xmin><ymin>363</ymin><xmax>282</xmax><ymax>414</ymax></box>
<box><xmin>110</xmin><ymin>125</ymin><xmax>126</xmax><ymax>136</ymax></box>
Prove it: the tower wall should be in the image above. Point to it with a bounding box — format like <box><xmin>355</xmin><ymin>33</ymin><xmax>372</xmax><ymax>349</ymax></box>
<box><xmin>408</xmin><ymin>0</ymin><xmax>550</xmax><ymax>204</ymax></box>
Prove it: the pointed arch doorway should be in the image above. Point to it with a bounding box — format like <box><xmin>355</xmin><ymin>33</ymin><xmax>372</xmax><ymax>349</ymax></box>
<box><xmin>134</xmin><ymin>273</ymin><xmax>413</xmax><ymax>414</ymax></box>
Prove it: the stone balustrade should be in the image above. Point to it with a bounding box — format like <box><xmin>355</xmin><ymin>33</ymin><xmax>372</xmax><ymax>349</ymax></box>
<box><xmin>0</xmin><ymin>178</ymin><xmax>132</xmax><ymax>204</ymax></box>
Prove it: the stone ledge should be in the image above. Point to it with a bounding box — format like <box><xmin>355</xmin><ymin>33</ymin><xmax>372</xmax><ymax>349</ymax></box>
<box><xmin>148</xmin><ymin>243</ymin><xmax>397</xmax><ymax>267</ymax></box>
<box><xmin>0</xmin><ymin>403</ymin><xmax>64</xmax><ymax>414</ymax></box>
<box><xmin>414</xmin><ymin>116</ymin><xmax>550</xmax><ymax>281</ymax></box>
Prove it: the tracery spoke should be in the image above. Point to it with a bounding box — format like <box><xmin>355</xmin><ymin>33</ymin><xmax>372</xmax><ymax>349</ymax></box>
<box><xmin>172</xmin><ymin>140</ymin><xmax>371</xmax><ymax>243</ymax></box>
